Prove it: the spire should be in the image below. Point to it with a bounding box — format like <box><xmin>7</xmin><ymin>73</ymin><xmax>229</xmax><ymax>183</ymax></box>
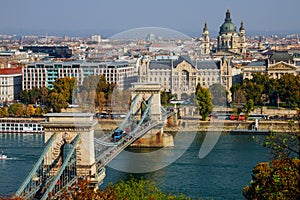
<box><xmin>203</xmin><ymin>22</ymin><xmax>208</xmax><ymax>32</ymax></box>
<box><xmin>225</xmin><ymin>9</ymin><xmax>232</xmax><ymax>23</ymax></box>
<box><xmin>239</xmin><ymin>21</ymin><xmax>245</xmax><ymax>31</ymax></box>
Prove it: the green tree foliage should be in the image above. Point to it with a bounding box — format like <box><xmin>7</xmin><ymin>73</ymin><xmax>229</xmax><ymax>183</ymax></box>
<box><xmin>45</xmin><ymin>92</ymin><xmax>68</xmax><ymax>113</ymax></box>
<box><xmin>19</xmin><ymin>87</ymin><xmax>49</xmax><ymax>105</ymax></box>
<box><xmin>209</xmin><ymin>83</ymin><xmax>227</xmax><ymax>106</ymax></box>
<box><xmin>53</xmin><ymin>77</ymin><xmax>77</xmax><ymax>104</ymax></box>
<box><xmin>58</xmin><ymin>177</ymin><xmax>192</xmax><ymax>200</ymax></box>
<box><xmin>19</xmin><ymin>90</ymin><xmax>30</xmax><ymax>104</ymax></box>
<box><xmin>243</xmin><ymin>99</ymin><xmax>254</xmax><ymax>116</ymax></box>
<box><xmin>277</xmin><ymin>74</ymin><xmax>300</xmax><ymax>107</ymax></box>
<box><xmin>195</xmin><ymin>83</ymin><xmax>212</xmax><ymax>121</ymax></box>
<box><xmin>8</xmin><ymin>103</ymin><xmax>25</xmax><ymax>117</ymax></box>
<box><xmin>230</xmin><ymin>83</ymin><xmax>242</xmax><ymax>102</ymax></box>
<box><xmin>0</xmin><ymin>106</ymin><xmax>9</xmax><ymax>117</ymax></box>
<box><xmin>243</xmin><ymin>158</ymin><xmax>300</xmax><ymax>200</ymax></box>
<box><xmin>242</xmin><ymin>80</ymin><xmax>264</xmax><ymax>104</ymax></box>
<box><xmin>235</xmin><ymin>73</ymin><xmax>300</xmax><ymax>107</ymax></box>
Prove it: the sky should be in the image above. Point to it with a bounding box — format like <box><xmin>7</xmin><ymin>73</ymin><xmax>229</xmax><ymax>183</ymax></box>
<box><xmin>1</xmin><ymin>0</ymin><xmax>300</xmax><ymax>37</ymax></box>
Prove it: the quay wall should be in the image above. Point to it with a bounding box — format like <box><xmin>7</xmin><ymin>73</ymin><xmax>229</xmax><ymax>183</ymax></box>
<box><xmin>0</xmin><ymin>117</ymin><xmax>296</xmax><ymax>134</ymax></box>
<box><xmin>97</xmin><ymin>119</ymin><xmax>297</xmax><ymax>133</ymax></box>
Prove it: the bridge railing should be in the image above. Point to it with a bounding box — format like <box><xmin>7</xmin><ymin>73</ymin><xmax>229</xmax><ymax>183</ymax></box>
<box><xmin>95</xmin><ymin>111</ymin><xmax>175</xmax><ymax>172</ymax></box>
<box><xmin>40</xmin><ymin>134</ymin><xmax>80</xmax><ymax>200</ymax></box>
<box><xmin>15</xmin><ymin>133</ymin><xmax>57</xmax><ymax>198</ymax></box>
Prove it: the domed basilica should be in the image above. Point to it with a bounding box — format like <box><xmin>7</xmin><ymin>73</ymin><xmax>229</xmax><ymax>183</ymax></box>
<box><xmin>201</xmin><ymin>9</ymin><xmax>246</xmax><ymax>55</ymax></box>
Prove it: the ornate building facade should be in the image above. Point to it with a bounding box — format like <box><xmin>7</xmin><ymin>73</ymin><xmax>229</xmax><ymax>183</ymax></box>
<box><xmin>138</xmin><ymin>55</ymin><xmax>232</xmax><ymax>100</ymax></box>
<box><xmin>217</xmin><ymin>9</ymin><xmax>246</xmax><ymax>54</ymax></box>
<box><xmin>200</xmin><ymin>9</ymin><xmax>246</xmax><ymax>55</ymax></box>
<box><xmin>243</xmin><ymin>51</ymin><xmax>300</xmax><ymax>80</ymax></box>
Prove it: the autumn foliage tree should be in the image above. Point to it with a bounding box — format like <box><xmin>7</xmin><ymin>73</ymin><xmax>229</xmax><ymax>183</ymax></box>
<box><xmin>243</xmin><ymin>159</ymin><xmax>300</xmax><ymax>200</ymax></box>
<box><xmin>243</xmin><ymin>110</ymin><xmax>300</xmax><ymax>199</ymax></box>
<box><xmin>57</xmin><ymin>177</ymin><xmax>191</xmax><ymax>200</ymax></box>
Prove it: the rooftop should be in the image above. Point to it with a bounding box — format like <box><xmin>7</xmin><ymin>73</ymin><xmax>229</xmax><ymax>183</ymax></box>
<box><xmin>0</xmin><ymin>67</ymin><xmax>22</xmax><ymax>75</ymax></box>
<box><xmin>269</xmin><ymin>51</ymin><xmax>293</xmax><ymax>63</ymax></box>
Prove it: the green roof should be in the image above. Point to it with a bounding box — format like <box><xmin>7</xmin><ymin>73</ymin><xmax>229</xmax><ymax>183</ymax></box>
<box><xmin>219</xmin><ymin>9</ymin><xmax>237</xmax><ymax>34</ymax></box>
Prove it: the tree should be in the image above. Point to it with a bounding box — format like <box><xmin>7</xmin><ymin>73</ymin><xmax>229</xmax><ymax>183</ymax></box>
<box><xmin>277</xmin><ymin>74</ymin><xmax>300</xmax><ymax>108</ymax></box>
<box><xmin>25</xmin><ymin>104</ymin><xmax>35</xmax><ymax>117</ymax></box>
<box><xmin>243</xmin><ymin>158</ymin><xmax>300</xmax><ymax>200</ymax></box>
<box><xmin>242</xmin><ymin>80</ymin><xmax>264</xmax><ymax>104</ymax></box>
<box><xmin>16</xmin><ymin>103</ymin><xmax>26</xmax><ymax>117</ymax></box>
<box><xmin>19</xmin><ymin>90</ymin><xmax>30</xmax><ymax>105</ymax></box>
<box><xmin>39</xmin><ymin>87</ymin><xmax>49</xmax><ymax>105</ymax></box>
<box><xmin>45</xmin><ymin>92</ymin><xmax>68</xmax><ymax>113</ymax></box>
<box><xmin>53</xmin><ymin>77</ymin><xmax>77</xmax><ymax>104</ymax></box>
<box><xmin>264</xmin><ymin>110</ymin><xmax>300</xmax><ymax>159</ymax></box>
<box><xmin>8</xmin><ymin>103</ymin><xmax>25</xmax><ymax>117</ymax></box>
<box><xmin>243</xmin><ymin>99</ymin><xmax>254</xmax><ymax>116</ymax></box>
<box><xmin>209</xmin><ymin>83</ymin><xmax>227</xmax><ymax>106</ymax></box>
<box><xmin>57</xmin><ymin>177</ymin><xmax>191</xmax><ymax>200</ymax></box>
<box><xmin>34</xmin><ymin>106</ymin><xmax>43</xmax><ymax>117</ymax></box>
<box><xmin>95</xmin><ymin>91</ymin><xmax>106</xmax><ymax>113</ymax></box>
<box><xmin>195</xmin><ymin>83</ymin><xmax>212</xmax><ymax>121</ymax></box>
<box><xmin>0</xmin><ymin>106</ymin><xmax>9</xmax><ymax>117</ymax></box>
<box><xmin>244</xmin><ymin>110</ymin><xmax>300</xmax><ymax>199</ymax></box>
<box><xmin>29</xmin><ymin>88</ymin><xmax>41</xmax><ymax>104</ymax></box>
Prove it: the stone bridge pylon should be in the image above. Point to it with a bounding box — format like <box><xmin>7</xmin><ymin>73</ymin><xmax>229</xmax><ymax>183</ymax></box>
<box><xmin>130</xmin><ymin>83</ymin><xmax>174</xmax><ymax>147</ymax></box>
<box><xmin>42</xmin><ymin>113</ymin><xmax>103</xmax><ymax>185</ymax></box>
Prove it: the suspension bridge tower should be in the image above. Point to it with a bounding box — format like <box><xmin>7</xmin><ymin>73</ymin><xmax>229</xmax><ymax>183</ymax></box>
<box><xmin>42</xmin><ymin>113</ymin><xmax>102</xmax><ymax>183</ymax></box>
<box><xmin>130</xmin><ymin>83</ymin><xmax>174</xmax><ymax>147</ymax></box>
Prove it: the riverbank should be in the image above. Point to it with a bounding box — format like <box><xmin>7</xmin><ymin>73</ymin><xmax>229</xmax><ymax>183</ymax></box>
<box><xmin>97</xmin><ymin>118</ymin><xmax>297</xmax><ymax>133</ymax></box>
<box><xmin>0</xmin><ymin>117</ymin><xmax>296</xmax><ymax>134</ymax></box>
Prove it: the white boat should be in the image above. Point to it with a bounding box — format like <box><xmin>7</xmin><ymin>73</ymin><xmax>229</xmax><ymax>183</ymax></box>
<box><xmin>0</xmin><ymin>152</ymin><xmax>7</xmax><ymax>160</ymax></box>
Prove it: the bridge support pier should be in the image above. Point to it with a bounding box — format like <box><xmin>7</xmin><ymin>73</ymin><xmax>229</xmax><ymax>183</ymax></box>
<box><xmin>130</xmin><ymin>83</ymin><xmax>174</xmax><ymax>147</ymax></box>
<box><xmin>131</xmin><ymin>128</ymin><xmax>174</xmax><ymax>147</ymax></box>
<box><xmin>42</xmin><ymin>113</ymin><xmax>103</xmax><ymax>185</ymax></box>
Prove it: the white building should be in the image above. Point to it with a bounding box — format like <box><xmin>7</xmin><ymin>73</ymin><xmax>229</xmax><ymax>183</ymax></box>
<box><xmin>23</xmin><ymin>61</ymin><xmax>138</xmax><ymax>91</ymax></box>
<box><xmin>0</xmin><ymin>67</ymin><xmax>22</xmax><ymax>102</ymax></box>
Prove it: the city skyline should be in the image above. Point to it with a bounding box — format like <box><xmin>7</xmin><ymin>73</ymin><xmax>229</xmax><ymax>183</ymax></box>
<box><xmin>1</xmin><ymin>0</ymin><xmax>300</xmax><ymax>37</ymax></box>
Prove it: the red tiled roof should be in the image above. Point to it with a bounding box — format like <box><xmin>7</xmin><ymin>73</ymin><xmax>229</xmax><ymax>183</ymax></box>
<box><xmin>0</xmin><ymin>67</ymin><xmax>22</xmax><ymax>75</ymax></box>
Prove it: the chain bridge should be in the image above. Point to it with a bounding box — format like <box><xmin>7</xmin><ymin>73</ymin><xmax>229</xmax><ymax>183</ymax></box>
<box><xmin>15</xmin><ymin>83</ymin><xmax>176</xmax><ymax>199</ymax></box>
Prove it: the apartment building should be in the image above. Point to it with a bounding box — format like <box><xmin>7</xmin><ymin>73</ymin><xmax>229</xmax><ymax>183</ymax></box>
<box><xmin>23</xmin><ymin>61</ymin><xmax>138</xmax><ymax>91</ymax></box>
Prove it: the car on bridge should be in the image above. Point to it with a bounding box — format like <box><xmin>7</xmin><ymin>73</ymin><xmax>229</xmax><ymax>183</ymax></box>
<box><xmin>112</xmin><ymin>129</ymin><xmax>124</xmax><ymax>141</ymax></box>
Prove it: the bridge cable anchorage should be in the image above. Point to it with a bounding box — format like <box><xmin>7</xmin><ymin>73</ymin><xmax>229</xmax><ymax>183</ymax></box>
<box><xmin>40</xmin><ymin>134</ymin><xmax>80</xmax><ymax>200</ymax></box>
<box><xmin>15</xmin><ymin>133</ymin><xmax>57</xmax><ymax>197</ymax></box>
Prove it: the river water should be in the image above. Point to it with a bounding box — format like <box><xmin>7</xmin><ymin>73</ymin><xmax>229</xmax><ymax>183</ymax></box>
<box><xmin>0</xmin><ymin>132</ymin><xmax>270</xmax><ymax>199</ymax></box>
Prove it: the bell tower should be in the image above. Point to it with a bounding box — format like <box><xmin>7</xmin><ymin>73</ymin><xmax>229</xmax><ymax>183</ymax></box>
<box><xmin>201</xmin><ymin>22</ymin><xmax>210</xmax><ymax>54</ymax></box>
<box><xmin>239</xmin><ymin>21</ymin><xmax>246</xmax><ymax>54</ymax></box>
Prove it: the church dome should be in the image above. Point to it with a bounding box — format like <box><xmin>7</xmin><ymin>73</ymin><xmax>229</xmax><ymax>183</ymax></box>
<box><xmin>219</xmin><ymin>9</ymin><xmax>237</xmax><ymax>34</ymax></box>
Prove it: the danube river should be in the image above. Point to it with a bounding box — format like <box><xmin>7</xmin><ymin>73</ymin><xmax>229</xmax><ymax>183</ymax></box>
<box><xmin>0</xmin><ymin>132</ymin><xmax>270</xmax><ymax>199</ymax></box>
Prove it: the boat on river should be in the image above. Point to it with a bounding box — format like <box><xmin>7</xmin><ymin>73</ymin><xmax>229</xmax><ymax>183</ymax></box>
<box><xmin>0</xmin><ymin>151</ymin><xmax>7</xmax><ymax>160</ymax></box>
